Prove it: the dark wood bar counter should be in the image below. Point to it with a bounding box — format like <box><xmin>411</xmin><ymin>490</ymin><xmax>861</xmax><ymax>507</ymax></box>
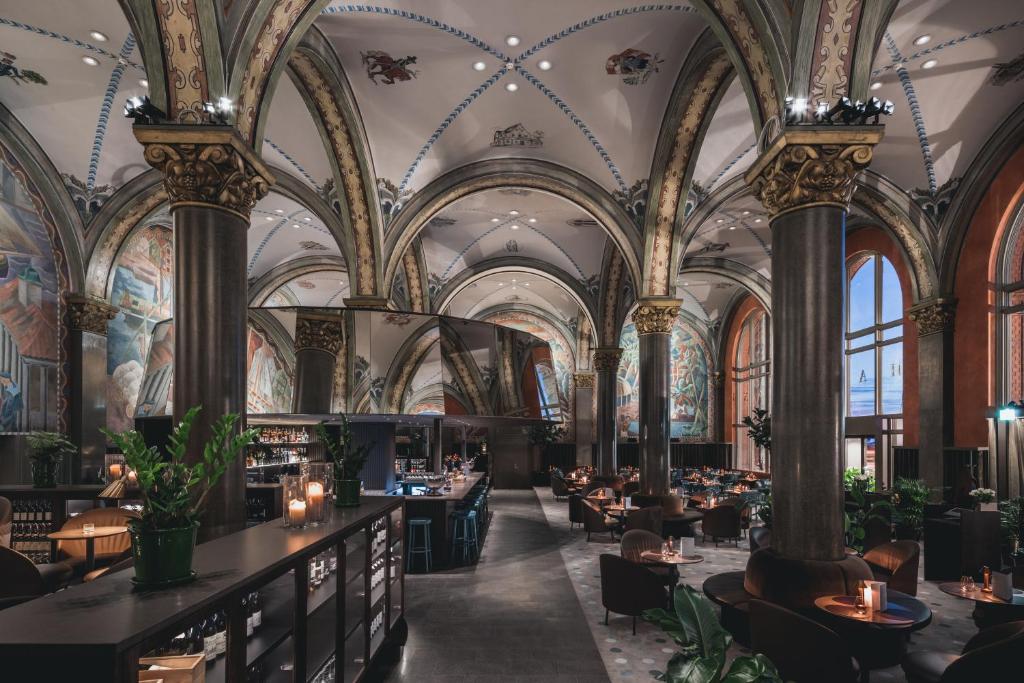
<box><xmin>403</xmin><ymin>472</ymin><xmax>485</xmax><ymax>568</ymax></box>
<box><xmin>0</xmin><ymin>495</ymin><xmax>405</xmax><ymax>682</ymax></box>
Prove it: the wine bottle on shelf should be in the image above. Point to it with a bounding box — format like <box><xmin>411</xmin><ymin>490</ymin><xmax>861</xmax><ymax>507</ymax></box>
<box><xmin>214</xmin><ymin>611</ymin><xmax>226</xmax><ymax>656</ymax></box>
<box><xmin>251</xmin><ymin>591</ymin><xmax>262</xmax><ymax>629</ymax></box>
<box><xmin>203</xmin><ymin>616</ymin><xmax>217</xmax><ymax>662</ymax></box>
<box><xmin>244</xmin><ymin>594</ymin><xmax>254</xmax><ymax>637</ymax></box>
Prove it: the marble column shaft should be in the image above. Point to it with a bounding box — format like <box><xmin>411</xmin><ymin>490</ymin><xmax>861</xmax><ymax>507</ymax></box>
<box><xmin>292</xmin><ymin>315</ymin><xmax>343</xmax><ymax>414</ymax></box>
<box><xmin>67</xmin><ymin>297</ymin><xmax>117</xmax><ymax>483</ymax></box>
<box><xmin>593</xmin><ymin>348</ymin><xmax>623</xmax><ymax>475</ymax></box>
<box><xmin>909</xmin><ymin>299</ymin><xmax>956</xmax><ymax>498</ymax></box>
<box><xmin>574</xmin><ymin>373</ymin><xmax>595</xmax><ymax>467</ymax></box>
<box><xmin>633</xmin><ymin>300</ymin><xmax>680</xmax><ymax>496</ymax></box>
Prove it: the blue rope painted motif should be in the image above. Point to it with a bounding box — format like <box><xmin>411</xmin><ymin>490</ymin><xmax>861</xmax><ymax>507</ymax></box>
<box><xmin>88</xmin><ymin>34</ymin><xmax>136</xmax><ymax>191</ymax></box>
<box><xmin>248</xmin><ymin>209</ymin><xmax>334</xmax><ymax>276</ymax></box>
<box><xmin>264</xmin><ymin>137</ymin><xmax>322</xmax><ymax>191</ymax></box>
<box><xmin>872</xmin><ymin>19</ymin><xmax>1024</xmax><ymax>76</ymax></box>
<box><xmin>440</xmin><ymin>217</ymin><xmax>512</xmax><ymax>280</ymax></box>
<box><xmin>0</xmin><ymin>18</ymin><xmax>144</xmax><ymax>70</ymax></box>
<box><xmin>525</xmin><ymin>223</ymin><xmax>586</xmax><ymax>279</ymax></box>
<box><xmin>705</xmin><ymin>142</ymin><xmax>757</xmax><ymax>192</ymax></box>
<box><xmin>884</xmin><ymin>32</ymin><xmax>936</xmax><ymax>193</ymax></box>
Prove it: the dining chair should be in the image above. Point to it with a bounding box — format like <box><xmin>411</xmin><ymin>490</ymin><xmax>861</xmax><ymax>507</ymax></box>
<box><xmin>568</xmin><ymin>493</ymin><xmax>585</xmax><ymax>529</ymax></box>
<box><xmin>55</xmin><ymin>507</ymin><xmax>139</xmax><ymax>575</ymax></box>
<box><xmin>863</xmin><ymin>540</ymin><xmax>920</xmax><ymax>596</ymax></box>
<box><xmin>599</xmin><ymin>553</ymin><xmax>669</xmax><ymax>634</ymax></box>
<box><xmin>701</xmin><ymin>505</ymin><xmax>742</xmax><ymax>546</ymax></box>
<box><xmin>582</xmin><ymin>500</ymin><xmax>617</xmax><ymax>541</ymax></box>
<box><xmin>0</xmin><ymin>545</ymin><xmax>73</xmax><ymax>610</ymax></box>
<box><xmin>624</xmin><ymin>507</ymin><xmax>663</xmax><ymax>536</ymax></box>
<box><xmin>750</xmin><ymin>599</ymin><xmax>860</xmax><ymax>683</ymax></box>
<box><xmin>902</xmin><ymin>619</ymin><xmax>1024</xmax><ymax>683</ymax></box>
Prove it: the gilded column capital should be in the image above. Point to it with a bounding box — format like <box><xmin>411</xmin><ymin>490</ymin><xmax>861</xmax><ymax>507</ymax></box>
<box><xmin>133</xmin><ymin>125</ymin><xmax>274</xmax><ymax>221</ymax></box>
<box><xmin>744</xmin><ymin>126</ymin><xmax>884</xmax><ymax>218</ymax></box>
<box><xmin>574</xmin><ymin>373</ymin><xmax>596</xmax><ymax>389</ymax></box>
<box><xmin>592</xmin><ymin>347</ymin><xmax>623</xmax><ymax>372</ymax></box>
<box><xmin>67</xmin><ymin>295</ymin><xmax>117</xmax><ymax>336</ymax></box>
<box><xmin>908</xmin><ymin>298</ymin><xmax>956</xmax><ymax>337</ymax></box>
<box><xmin>631</xmin><ymin>298</ymin><xmax>681</xmax><ymax>335</ymax></box>
<box><xmin>295</xmin><ymin>316</ymin><xmax>345</xmax><ymax>355</ymax></box>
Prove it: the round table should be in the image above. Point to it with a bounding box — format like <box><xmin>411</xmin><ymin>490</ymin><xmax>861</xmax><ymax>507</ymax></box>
<box><xmin>938</xmin><ymin>581</ymin><xmax>1024</xmax><ymax>628</ymax></box>
<box><xmin>603</xmin><ymin>504</ymin><xmax>639</xmax><ymax>520</ymax></box>
<box><xmin>640</xmin><ymin>550</ymin><xmax>704</xmax><ymax>566</ymax></box>
<box><xmin>662</xmin><ymin>509</ymin><xmax>704</xmax><ymax>538</ymax></box>
<box><xmin>814</xmin><ymin>589</ymin><xmax>931</xmax><ymax>681</ymax></box>
<box><xmin>48</xmin><ymin>526</ymin><xmax>128</xmax><ymax>572</ymax></box>
<box><xmin>938</xmin><ymin>581</ymin><xmax>1024</xmax><ymax>605</ymax></box>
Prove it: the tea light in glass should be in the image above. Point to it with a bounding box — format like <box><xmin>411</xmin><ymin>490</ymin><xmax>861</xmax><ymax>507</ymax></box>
<box><xmin>282</xmin><ymin>474</ymin><xmax>308</xmax><ymax>528</ymax></box>
<box><xmin>104</xmin><ymin>453</ymin><xmax>126</xmax><ymax>483</ymax></box>
<box><xmin>305</xmin><ymin>465</ymin><xmax>327</xmax><ymax>526</ymax></box>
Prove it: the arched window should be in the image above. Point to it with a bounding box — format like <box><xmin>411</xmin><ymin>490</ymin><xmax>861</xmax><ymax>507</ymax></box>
<box><xmin>733</xmin><ymin>309</ymin><xmax>769</xmax><ymax>470</ymax></box>
<box><xmin>846</xmin><ymin>253</ymin><xmax>903</xmax><ymax>417</ymax></box>
<box><xmin>997</xmin><ymin>205</ymin><xmax>1024</xmax><ymax>403</ymax></box>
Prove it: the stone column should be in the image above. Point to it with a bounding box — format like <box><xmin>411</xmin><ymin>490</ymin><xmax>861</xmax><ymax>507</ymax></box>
<box><xmin>67</xmin><ymin>296</ymin><xmax>117</xmax><ymax>483</ymax></box>
<box><xmin>292</xmin><ymin>314</ymin><xmax>343</xmax><ymax>414</ymax></box>
<box><xmin>633</xmin><ymin>299</ymin><xmax>681</xmax><ymax>496</ymax></box>
<box><xmin>745</xmin><ymin>126</ymin><xmax>882</xmax><ymax>561</ymax></box>
<box><xmin>431</xmin><ymin>417</ymin><xmax>443</xmax><ymax>473</ymax></box>
<box><xmin>593</xmin><ymin>347</ymin><xmax>623</xmax><ymax>475</ymax></box>
<box><xmin>909</xmin><ymin>299</ymin><xmax>956</xmax><ymax>497</ymax></box>
<box><xmin>574</xmin><ymin>372</ymin><xmax>595</xmax><ymax>467</ymax></box>
<box><xmin>135</xmin><ymin>124</ymin><xmax>273</xmax><ymax>541</ymax></box>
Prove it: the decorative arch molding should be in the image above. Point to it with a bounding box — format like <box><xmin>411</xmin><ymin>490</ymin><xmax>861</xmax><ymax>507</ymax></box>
<box><xmin>852</xmin><ymin>172</ymin><xmax>939</xmax><ymax>302</ymax></box>
<box><xmin>384</xmin><ymin>159</ymin><xmax>643</xmax><ymax>293</ymax></box>
<box><xmin>642</xmin><ymin>33</ymin><xmax>734</xmax><ymax>297</ymax></box>
<box><xmin>474</xmin><ymin>303</ymin><xmax>580</xmax><ymax>372</ymax></box>
<box><xmin>285</xmin><ymin>36</ymin><xmax>384</xmax><ymax>297</ymax></box>
<box><xmin>677</xmin><ymin>256</ymin><xmax>772</xmax><ymax>312</ymax></box>
<box><xmin>382</xmin><ymin>317</ymin><xmax>438</xmax><ymax>413</ymax></box>
<box><xmin>431</xmin><ymin>257</ymin><xmax>598</xmax><ymax>333</ymax></box>
<box><xmin>248</xmin><ymin>255</ymin><xmax>347</xmax><ymax>306</ymax></box>
<box><xmin>939</xmin><ymin>101</ymin><xmax>1024</xmax><ymax>294</ymax></box>
<box><xmin>402</xmin><ymin>239</ymin><xmax>429</xmax><ymax>313</ymax></box>
<box><xmin>597</xmin><ymin>245</ymin><xmax>633</xmax><ymax>347</ymax></box>
<box><xmin>715</xmin><ymin>288</ymin><xmax>766</xmax><ymax>359</ymax></box>
<box><xmin>248</xmin><ymin>309</ymin><xmax>297</xmax><ymax>375</ymax></box>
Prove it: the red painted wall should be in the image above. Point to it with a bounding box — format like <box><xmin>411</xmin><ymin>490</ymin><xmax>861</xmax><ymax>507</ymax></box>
<box><xmin>953</xmin><ymin>145</ymin><xmax>1024</xmax><ymax>446</ymax></box>
<box><xmin>846</xmin><ymin>227</ymin><xmax>920</xmax><ymax>446</ymax></box>
<box><xmin>723</xmin><ymin>295</ymin><xmax>767</xmax><ymax>443</ymax></box>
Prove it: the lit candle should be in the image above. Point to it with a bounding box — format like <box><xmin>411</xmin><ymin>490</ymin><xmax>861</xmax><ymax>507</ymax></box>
<box><xmin>288</xmin><ymin>499</ymin><xmax>307</xmax><ymax>527</ymax></box>
<box><xmin>127</xmin><ymin>469</ymin><xmax>138</xmax><ymax>486</ymax></box>
<box><xmin>109</xmin><ymin>463</ymin><xmax>123</xmax><ymax>480</ymax></box>
<box><xmin>307</xmin><ymin>482</ymin><xmax>324</xmax><ymax>523</ymax></box>
<box><xmin>864</xmin><ymin>585</ymin><xmax>873</xmax><ymax>613</ymax></box>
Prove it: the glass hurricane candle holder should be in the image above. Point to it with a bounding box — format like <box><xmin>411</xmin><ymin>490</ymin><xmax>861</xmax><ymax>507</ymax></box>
<box><xmin>282</xmin><ymin>474</ymin><xmax>308</xmax><ymax>529</ymax></box>
<box><xmin>104</xmin><ymin>453</ymin><xmax>126</xmax><ymax>483</ymax></box>
<box><xmin>303</xmin><ymin>464</ymin><xmax>328</xmax><ymax>526</ymax></box>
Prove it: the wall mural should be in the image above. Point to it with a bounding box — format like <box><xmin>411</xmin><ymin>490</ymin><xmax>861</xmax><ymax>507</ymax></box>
<box><xmin>246</xmin><ymin>324</ymin><xmax>293</xmax><ymax>414</ymax></box>
<box><xmin>617</xmin><ymin>316</ymin><xmax>711</xmax><ymax>440</ymax></box>
<box><xmin>0</xmin><ymin>158</ymin><xmax>59</xmax><ymax>432</ymax></box>
<box><xmin>106</xmin><ymin>225</ymin><xmax>173</xmax><ymax>431</ymax></box>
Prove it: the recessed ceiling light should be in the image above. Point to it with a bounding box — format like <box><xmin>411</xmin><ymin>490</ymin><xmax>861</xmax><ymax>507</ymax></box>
<box><xmin>511</xmin><ymin>286</ymin><xmax>517</xmax><ymax>290</ymax></box>
<box><xmin>81</xmin><ymin>56</ymin><xmax>100</xmax><ymax>66</ymax></box>
<box><xmin>742</xmin><ymin>211</ymin><xmax>750</xmax><ymax>216</ymax></box>
<box><xmin>292</xmin><ymin>223</ymin><xmax>301</xmax><ymax>229</ymax></box>
<box><xmin>490</xmin><ymin>218</ymin><xmax>500</xmax><ymax>223</ymax></box>
<box><xmin>505</xmin><ymin>62</ymin><xmax>515</xmax><ymax>70</ymax></box>
<box><xmin>89</xmin><ymin>31</ymin><xmax>108</xmax><ymax>42</ymax></box>
<box><xmin>528</xmin><ymin>217</ymin><xmax>537</xmax><ymax>223</ymax></box>
<box><xmin>505</xmin><ymin>35</ymin><xmax>521</xmax><ymax>47</ymax></box>
<box><xmin>870</xmin><ymin>81</ymin><xmax>882</xmax><ymax>91</ymax></box>
<box><xmin>922</xmin><ymin>59</ymin><xmax>938</xmax><ymax>70</ymax></box>
<box><xmin>512</xmin><ymin>279</ymin><xmax>517</xmax><ymax>283</ymax></box>
<box><xmin>683</xmin><ymin>281</ymin><xmax>689</xmax><ymax>286</ymax></box>
<box><xmin>754</xmin><ymin>218</ymin><xmax>763</xmax><ymax>223</ymax></box>
<box><xmin>715</xmin><ymin>218</ymin><xmax>724</xmax><ymax>223</ymax></box>
<box><xmin>538</xmin><ymin>60</ymin><xmax>552</xmax><ymax>71</ymax></box>
<box><xmin>510</xmin><ymin>224</ymin><xmax>520</xmax><ymax>230</ymax></box>
<box><xmin>303</xmin><ymin>217</ymin><xmax>312</xmax><ymax>222</ymax></box>
<box><xmin>497</xmin><ymin>282</ymin><xmax>504</xmax><ymax>286</ymax></box>
<box><xmin>473</xmin><ymin>61</ymin><xmax>487</xmax><ymax>71</ymax></box>
<box><xmin>913</xmin><ymin>34</ymin><xmax>931</xmax><ymax>46</ymax></box>
<box><xmin>509</xmin><ymin>210</ymin><xmax>520</xmax><ymax>216</ymax></box>
<box><xmin>138</xmin><ymin>78</ymin><xmax>149</xmax><ymax>88</ymax></box>
<box><xmin>728</xmin><ymin>226</ymin><xmax>736</xmax><ymax>231</ymax></box>
<box><xmin>505</xmin><ymin>82</ymin><xmax>519</xmax><ymax>92</ymax></box>
<box><xmin>524</xmin><ymin>282</ymin><xmax>530</xmax><ymax>286</ymax></box>
<box><xmin>264</xmin><ymin>216</ymin><xmax>274</xmax><ymax>221</ymax></box>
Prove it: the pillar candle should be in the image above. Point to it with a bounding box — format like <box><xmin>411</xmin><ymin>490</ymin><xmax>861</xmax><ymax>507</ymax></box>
<box><xmin>109</xmin><ymin>463</ymin><xmax>123</xmax><ymax>480</ymax></box>
<box><xmin>288</xmin><ymin>499</ymin><xmax>307</xmax><ymax>527</ymax></box>
<box><xmin>307</xmin><ymin>482</ymin><xmax>324</xmax><ymax>523</ymax></box>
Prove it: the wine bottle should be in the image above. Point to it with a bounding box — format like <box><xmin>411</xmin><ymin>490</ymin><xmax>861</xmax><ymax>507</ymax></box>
<box><xmin>203</xmin><ymin>616</ymin><xmax>217</xmax><ymax>662</ymax></box>
<box><xmin>252</xmin><ymin>592</ymin><xmax>262</xmax><ymax>629</ymax></box>
<box><xmin>214</xmin><ymin>611</ymin><xmax>226</xmax><ymax>656</ymax></box>
<box><xmin>242</xmin><ymin>594</ymin><xmax>253</xmax><ymax>637</ymax></box>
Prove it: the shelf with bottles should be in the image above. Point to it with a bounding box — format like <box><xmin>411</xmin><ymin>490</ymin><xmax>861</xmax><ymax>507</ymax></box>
<box><xmin>8</xmin><ymin>497</ymin><xmax>56</xmax><ymax>563</ymax></box>
<box><xmin>370</xmin><ymin>515</ymin><xmax>388</xmax><ymax>560</ymax></box>
<box><xmin>368</xmin><ymin>596</ymin><xmax>387</xmax><ymax>659</ymax></box>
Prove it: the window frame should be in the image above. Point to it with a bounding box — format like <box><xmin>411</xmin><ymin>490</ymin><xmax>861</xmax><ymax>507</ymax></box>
<box><xmin>732</xmin><ymin>309</ymin><xmax>770</xmax><ymax>470</ymax></box>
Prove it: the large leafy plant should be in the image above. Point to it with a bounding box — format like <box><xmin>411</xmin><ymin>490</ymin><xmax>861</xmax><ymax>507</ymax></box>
<box><xmin>317</xmin><ymin>414</ymin><xmax>372</xmax><ymax>480</ymax></box>
<box><xmin>644</xmin><ymin>585</ymin><xmax>783</xmax><ymax>683</ymax></box>
<box><xmin>741</xmin><ymin>409</ymin><xmax>771</xmax><ymax>453</ymax></box>
<box><xmin>844</xmin><ymin>477</ymin><xmax>893</xmax><ymax>553</ymax></box>
<box><xmin>892</xmin><ymin>477</ymin><xmax>930</xmax><ymax>535</ymax></box>
<box><xmin>998</xmin><ymin>497</ymin><xmax>1024</xmax><ymax>556</ymax></box>
<box><xmin>528</xmin><ymin>422</ymin><xmax>565</xmax><ymax>447</ymax></box>
<box><xmin>843</xmin><ymin>467</ymin><xmax>876</xmax><ymax>492</ymax></box>
<box><xmin>26</xmin><ymin>431</ymin><xmax>76</xmax><ymax>466</ymax></box>
<box><xmin>101</xmin><ymin>406</ymin><xmax>256</xmax><ymax>531</ymax></box>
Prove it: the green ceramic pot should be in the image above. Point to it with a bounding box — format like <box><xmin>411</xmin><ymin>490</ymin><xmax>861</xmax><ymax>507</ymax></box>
<box><xmin>335</xmin><ymin>479</ymin><xmax>361</xmax><ymax>507</ymax></box>
<box><xmin>30</xmin><ymin>460</ymin><xmax>58</xmax><ymax>488</ymax></box>
<box><xmin>130</xmin><ymin>523</ymin><xmax>198</xmax><ymax>587</ymax></box>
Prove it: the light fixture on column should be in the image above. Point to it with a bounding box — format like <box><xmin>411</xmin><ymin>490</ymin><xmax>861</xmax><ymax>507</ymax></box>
<box><xmin>203</xmin><ymin>97</ymin><xmax>234</xmax><ymax>125</ymax></box>
<box><xmin>816</xmin><ymin>97</ymin><xmax>894</xmax><ymax>126</ymax></box>
<box><xmin>123</xmin><ymin>95</ymin><xmax>164</xmax><ymax>124</ymax></box>
<box><xmin>998</xmin><ymin>402</ymin><xmax>1021</xmax><ymax>421</ymax></box>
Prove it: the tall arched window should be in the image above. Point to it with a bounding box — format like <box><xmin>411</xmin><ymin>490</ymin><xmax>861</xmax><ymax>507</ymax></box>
<box><xmin>733</xmin><ymin>309</ymin><xmax>769</xmax><ymax>470</ymax></box>
<box><xmin>997</xmin><ymin>204</ymin><xmax>1024</xmax><ymax>403</ymax></box>
<box><xmin>846</xmin><ymin>253</ymin><xmax>903</xmax><ymax>417</ymax></box>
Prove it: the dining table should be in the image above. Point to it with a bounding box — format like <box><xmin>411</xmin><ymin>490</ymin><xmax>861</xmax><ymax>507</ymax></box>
<box><xmin>47</xmin><ymin>525</ymin><xmax>129</xmax><ymax>573</ymax></box>
<box><xmin>938</xmin><ymin>580</ymin><xmax>1024</xmax><ymax>627</ymax></box>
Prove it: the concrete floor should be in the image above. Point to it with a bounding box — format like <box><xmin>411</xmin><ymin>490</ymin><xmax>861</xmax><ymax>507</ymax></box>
<box><xmin>366</xmin><ymin>489</ymin><xmax>611</xmax><ymax>683</ymax></box>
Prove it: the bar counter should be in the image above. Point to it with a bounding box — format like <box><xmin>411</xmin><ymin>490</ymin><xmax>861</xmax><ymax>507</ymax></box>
<box><xmin>403</xmin><ymin>472</ymin><xmax>486</xmax><ymax>568</ymax></box>
<box><xmin>0</xmin><ymin>495</ymin><xmax>404</xmax><ymax>682</ymax></box>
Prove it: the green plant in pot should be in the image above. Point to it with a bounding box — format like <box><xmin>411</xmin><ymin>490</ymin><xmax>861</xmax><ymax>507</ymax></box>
<box><xmin>844</xmin><ymin>477</ymin><xmax>893</xmax><ymax>554</ymax></box>
<box><xmin>741</xmin><ymin>408</ymin><xmax>771</xmax><ymax>470</ymax></box>
<box><xmin>317</xmin><ymin>414</ymin><xmax>371</xmax><ymax>507</ymax></box>
<box><xmin>26</xmin><ymin>431</ymin><xmax>75</xmax><ymax>488</ymax></box>
<box><xmin>643</xmin><ymin>585</ymin><xmax>783</xmax><ymax>682</ymax></box>
<box><xmin>101</xmin><ymin>406</ymin><xmax>256</xmax><ymax>587</ymax></box>
<box><xmin>528</xmin><ymin>422</ymin><xmax>565</xmax><ymax>473</ymax></box>
<box><xmin>892</xmin><ymin>477</ymin><xmax>930</xmax><ymax>540</ymax></box>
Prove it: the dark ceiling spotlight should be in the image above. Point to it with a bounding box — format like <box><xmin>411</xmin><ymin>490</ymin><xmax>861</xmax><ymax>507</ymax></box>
<box><xmin>814</xmin><ymin>96</ymin><xmax>894</xmax><ymax>125</ymax></box>
<box><xmin>122</xmin><ymin>95</ymin><xmax>164</xmax><ymax>124</ymax></box>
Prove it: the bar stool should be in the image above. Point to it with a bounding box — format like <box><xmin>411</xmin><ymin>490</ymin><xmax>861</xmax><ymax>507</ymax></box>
<box><xmin>451</xmin><ymin>510</ymin><xmax>478</xmax><ymax>564</ymax></box>
<box><xmin>406</xmin><ymin>517</ymin><xmax>432</xmax><ymax>573</ymax></box>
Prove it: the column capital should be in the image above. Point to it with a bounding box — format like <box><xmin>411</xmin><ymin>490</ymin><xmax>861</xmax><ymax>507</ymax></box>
<box><xmin>295</xmin><ymin>315</ymin><xmax>344</xmax><ymax>355</ymax></box>
<box><xmin>133</xmin><ymin>124</ymin><xmax>275</xmax><ymax>221</ymax></box>
<box><xmin>631</xmin><ymin>298</ymin><xmax>681</xmax><ymax>335</ymax></box>
<box><xmin>908</xmin><ymin>298</ymin><xmax>956</xmax><ymax>337</ymax></box>
<box><xmin>343</xmin><ymin>296</ymin><xmax>390</xmax><ymax>309</ymax></box>
<box><xmin>67</xmin><ymin>295</ymin><xmax>117</xmax><ymax>336</ymax></box>
<box><xmin>573</xmin><ymin>372</ymin><xmax>596</xmax><ymax>389</ymax></box>
<box><xmin>592</xmin><ymin>347</ymin><xmax>623</xmax><ymax>372</ymax></box>
<box><xmin>744</xmin><ymin>126</ymin><xmax>884</xmax><ymax>218</ymax></box>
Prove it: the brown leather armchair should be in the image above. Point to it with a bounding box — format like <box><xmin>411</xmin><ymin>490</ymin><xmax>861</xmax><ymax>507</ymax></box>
<box><xmin>749</xmin><ymin>527</ymin><xmax>771</xmax><ymax>553</ymax></box>
<box><xmin>720</xmin><ymin>496</ymin><xmax>752</xmax><ymax>535</ymax></box>
<box><xmin>750</xmin><ymin>599</ymin><xmax>860</xmax><ymax>683</ymax></box>
<box><xmin>701</xmin><ymin>505</ymin><xmax>741</xmax><ymax>546</ymax></box>
<box><xmin>599</xmin><ymin>553</ymin><xmax>668</xmax><ymax>634</ymax></box>
<box><xmin>863</xmin><ymin>540</ymin><xmax>920</xmax><ymax>596</ymax></box>
<box><xmin>583</xmin><ymin>500</ymin><xmax>616</xmax><ymax>541</ymax></box>
<box><xmin>902</xmin><ymin>620</ymin><xmax>1024</xmax><ymax>683</ymax></box>
<box><xmin>0</xmin><ymin>496</ymin><xmax>11</xmax><ymax>547</ymax></box>
<box><xmin>56</xmin><ymin>507</ymin><xmax>139</xmax><ymax>575</ymax></box>
<box><xmin>568</xmin><ymin>493</ymin><xmax>585</xmax><ymax>529</ymax></box>
<box><xmin>620</xmin><ymin>529</ymin><xmax>664</xmax><ymax>562</ymax></box>
<box><xmin>624</xmin><ymin>506</ymin><xmax>663</xmax><ymax>536</ymax></box>
<box><xmin>550</xmin><ymin>476</ymin><xmax>578</xmax><ymax>500</ymax></box>
<box><xmin>623</xmin><ymin>480</ymin><xmax>640</xmax><ymax>497</ymax></box>
<box><xmin>0</xmin><ymin>545</ymin><xmax>73</xmax><ymax>610</ymax></box>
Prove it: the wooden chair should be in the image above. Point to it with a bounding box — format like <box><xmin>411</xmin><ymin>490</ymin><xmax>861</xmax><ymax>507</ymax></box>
<box><xmin>863</xmin><ymin>540</ymin><xmax>920</xmax><ymax>596</ymax></box>
<box><xmin>599</xmin><ymin>553</ymin><xmax>668</xmax><ymax>634</ymax></box>
<box><xmin>750</xmin><ymin>599</ymin><xmax>860</xmax><ymax>683</ymax></box>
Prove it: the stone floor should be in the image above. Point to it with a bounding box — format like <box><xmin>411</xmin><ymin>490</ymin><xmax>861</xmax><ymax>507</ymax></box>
<box><xmin>366</xmin><ymin>489</ymin><xmax>610</xmax><ymax>682</ymax></box>
<box><xmin>368</xmin><ymin>487</ymin><xmax>976</xmax><ymax>683</ymax></box>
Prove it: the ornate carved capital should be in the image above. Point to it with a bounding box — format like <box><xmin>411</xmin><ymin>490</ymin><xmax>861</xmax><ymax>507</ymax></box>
<box><xmin>574</xmin><ymin>373</ymin><xmax>596</xmax><ymax>389</ymax></box>
<box><xmin>133</xmin><ymin>125</ymin><xmax>274</xmax><ymax>221</ymax></box>
<box><xmin>744</xmin><ymin>127</ymin><xmax>884</xmax><ymax>217</ymax></box>
<box><xmin>908</xmin><ymin>298</ymin><xmax>956</xmax><ymax>337</ymax></box>
<box><xmin>592</xmin><ymin>347</ymin><xmax>623</xmax><ymax>373</ymax></box>
<box><xmin>67</xmin><ymin>296</ymin><xmax>117</xmax><ymax>336</ymax></box>
<box><xmin>631</xmin><ymin>298</ymin><xmax>681</xmax><ymax>335</ymax></box>
<box><xmin>295</xmin><ymin>316</ymin><xmax>344</xmax><ymax>355</ymax></box>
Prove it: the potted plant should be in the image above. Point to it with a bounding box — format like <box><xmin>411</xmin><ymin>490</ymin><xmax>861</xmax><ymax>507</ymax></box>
<box><xmin>756</xmin><ymin>490</ymin><xmax>772</xmax><ymax>529</ymax></box>
<box><xmin>741</xmin><ymin>408</ymin><xmax>771</xmax><ymax>470</ymax></box>
<box><xmin>892</xmin><ymin>477</ymin><xmax>930</xmax><ymax>540</ymax></box>
<box><xmin>528</xmin><ymin>423</ymin><xmax>565</xmax><ymax>476</ymax></box>
<box><xmin>25</xmin><ymin>432</ymin><xmax>75</xmax><ymax>488</ymax></box>
<box><xmin>970</xmin><ymin>487</ymin><xmax>998</xmax><ymax>511</ymax></box>
<box><xmin>844</xmin><ymin>477</ymin><xmax>893</xmax><ymax>554</ymax></box>
<box><xmin>998</xmin><ymin>497</ymin><xmax>1024</xmax><ymax>558</ymax></box>
<box><xmin>101</xmin><ymin>406</ymin><xmax>256</xmax><ymax>587</ymax></box>
<box><xmin>644</xmin><ymin>585</ymin><xmax>783</xmax><ymax>682</ymax></box>
<box><xmin>317</xmin><ymin>414</ymin><xmax>372</xmax><ymax>507</ymax></box>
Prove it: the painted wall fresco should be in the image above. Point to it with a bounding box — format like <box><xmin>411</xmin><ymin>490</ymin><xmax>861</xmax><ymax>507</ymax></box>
<box><xmin>107</xmin><ymin>225</ymin><xmax>172</xmax><ymax>431</ymax></box>
<box><xmin>0</xmin><ymin>157</ymin><xmax>59</xmax><ymax>432</ymax></box>
<box><xmin>617</xmin><ymin>316</ymin><xmax>711</xmax><ymax>440</ymax></box>
<box><xmin>246</xmin><ymin>324</ymin><xmax>293</xmax><ymax>413</ymax></box>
